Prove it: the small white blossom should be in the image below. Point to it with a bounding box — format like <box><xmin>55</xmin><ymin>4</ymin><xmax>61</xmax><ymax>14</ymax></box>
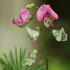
<box><xmin>30</xmin><ymin>54</ymin><xmax>36</xmax><ymax>59</ymax></box>
<box><xmin>22</xmin><ymin>58</ymin><xmax>35</xmax><ymax>66</ymax></box>
<box><xmin>22</xmin><ymin>49</ymin><xmax>38</xmax><ymax>66</ymax></box>
<box><xmin>52</xmin><ymin>27</ymin><xmax>68</xmax><ymax>41</ymax></box>
<box><xmin>26</xmin><ymin>27</ymin><xmax>39</xmax><ymax>41</ymax></box>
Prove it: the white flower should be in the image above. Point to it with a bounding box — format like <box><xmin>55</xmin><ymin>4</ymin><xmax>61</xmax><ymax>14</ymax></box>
<box><xmin>26</xmin><ymin>27</ymin><xmax>39</xmax><ymax>41</ymax></box>
<box><xmin>22</xmin><ymin>49</ymin><xmax>38</xmax><ymax>66</ymax></box>
<box><xmin>30</xmin><ymin>54</ymin><xmax>36</xmax><ymax>59</ymax></box>
<box><xmin>22</xmin><ymin>58</ymin><xmax>35</xmax><ymax>66</ymax></box>
<box><xmin>52</xmin><ymin>27</ymin><xmax>68</xmax><ymax>41</ymax></box>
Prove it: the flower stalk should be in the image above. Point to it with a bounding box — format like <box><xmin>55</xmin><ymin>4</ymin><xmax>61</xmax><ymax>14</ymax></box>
<box><xmin>40</xmin><ymin>22</ymin><xmax>48</xmax><ymax>70</ymax></box>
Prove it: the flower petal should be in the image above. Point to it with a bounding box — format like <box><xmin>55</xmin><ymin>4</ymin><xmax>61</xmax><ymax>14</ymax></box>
<box><xmin>20</xmin><ymin>9</ymin><xmax>29</xmax><ymax>23</ymax></box>
<box><xmin>22</xmin><ymin>58</ymin><xmax>35</xmax><ymax>66</ymax></box>
<box><xmin>50</xmin><ymin>23</ymin><xmax>54</xmax><ymax>28</ymax></box>
<box><xmin>52</xmin><ymin>30</ymin><xmax>62</xmax><ymax>41</ymax></box>
<box><xmin>30</xmin><ymin>54</ymin><xmax>36</xmax><ymax>59</ymax></box>
<box><xmin>60</xmin><ymin>28</ymin><xmax>68</xmax><ymax>41</ymax></box>
<box><xmin>44</xmin><ymin>17</ymin><xmax>48</xmax><ymax>23</ymax></box>
<box><xmin>52</xmin><ymin>30</ymin><xmax>59</xmax><ymax>37</ymax></box>
<box><xmin>37</xmin><ymin>4</ymin><xmax>47</xmax><ymax>21</ymax></box>
<box><xmin>55</xmin><ymin>34</ymin><xmax>62</xmax><ymax>41</ymax></box>
<box><xmin>26</xmin><ymin>27</ymin><xmax>39</xmax><ymax>41</ymax></box>
<box><xmin>52</xmin><ymin>28</ymin><xmax>68</xmax><ymax>41</ymax></box>
<box><xmin>44</xmin><ymin>19</ymin><xmax>50</xmax><ymax>27</ymax></box>
<box><xmin>62</xmin><ymin>34</ymin><xmax>68</xmax><ymax>41</ymax></box>
<box><xmin>12</xmin><ymin>18</ymin><xmax>23</xmax><ymax>26</ymax></box>
<box><xmin>47</xmin><ymin>4</ymin><xmax>58</xmax><ymax>20</ymax></box>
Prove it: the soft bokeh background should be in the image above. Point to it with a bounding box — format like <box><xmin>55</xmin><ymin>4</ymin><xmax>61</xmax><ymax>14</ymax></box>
<box><xmin>0</xmin><ymin>0</ymin><xmax>70</xmax><ymax>70</ymax></box>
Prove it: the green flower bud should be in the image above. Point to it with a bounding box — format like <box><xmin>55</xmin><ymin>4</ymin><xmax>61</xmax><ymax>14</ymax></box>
<box><xmin>32</xmin><ymin>49</ymin><xmax>38</xmax><ymax>55</ymax></box>
<box><xmin>30</xmin><ymin>49</ymin><xmax>38</xmax><ymax>59</ymax></box>
<box><xmin>26</xmin><ymin>5</ymin><xmax>31</xmax><ymax>9</ymax></box>
<box><xmin>26</xmin><ymin>3</ymin><xmax>35</xmax><ymax>9</ymax></box>
<box><xmin>30</xmin><ymin>3</ymin><xmax>35</xmax><ymax>8</ymax></box>
<box><xmin>28</xmin><ymin>15</ymin><xmax>34</xmax><ymax>21</ymax></box>
<box><xmin>35</xmin><ymin>27</ymin><xmax>41</xmax><ymax>31</ymax></box>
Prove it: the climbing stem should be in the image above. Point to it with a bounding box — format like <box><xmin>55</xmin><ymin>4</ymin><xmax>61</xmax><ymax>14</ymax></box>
<box><xmin>40</xmin><ymin>22</ymin><xmax>48</xmax><ymax>70</ymax></box>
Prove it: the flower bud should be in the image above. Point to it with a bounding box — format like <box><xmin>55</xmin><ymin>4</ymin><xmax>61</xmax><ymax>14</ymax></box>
<box><xmin>35</xmin><ymin>26</ymin><xmax>40</xmax><ymax>31</ymax></box>
<box><xmin>50</xmin><ymin>23</ymin><xmax>54</xmax><ymax>29</ymax></box>
<box><xmin>26</xmin><ymin>3</ymin><xmax>35</xmax><ymax>9</ymax></box>
<box><xmin>30</xmin><ymin>49</ymin><xmax>38</xmax><ymax>59</ymax></box>
<box><xmin>26</xmin><ymin>5</ymin><xmax>31</xmax><ymax>9</ymax></box>
<box><xmin>30</xmin><ymin>3</ymin><xmax>35</xmax><ymax>8</ymax></box>
<box><xmin>28</xmin><ymin>15</ymin><xmax>34</xmax><ymax>21</ymax></box>
<box><xmin>32</xmin><ymin>49</ymin><xmax>38</xmax><ymax>55</ymax></box>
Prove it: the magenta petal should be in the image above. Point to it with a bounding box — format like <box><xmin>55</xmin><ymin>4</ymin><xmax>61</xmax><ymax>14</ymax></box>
<box><xmin>20</xmin><ymin>9</ymin><xmax>29</xmax><ymax>23</ymax></box>
<box><xmin>47</xmin><ymin>5</ymin><xmax>58</xmax><ymax>20</ymax></box>
<box><xmin>50</xmin><ymin>23</ymin><xmax>54</xmax><ymax>28</ymax></box>
<box><xmin>12</xmin><ymin>18</ymin><xmax>23</xmax><ymax>26</ymax></box>
<box><xmin>37</xmin><ymin>4</ymin><xmax>47</xmax><ymax>21</ymax></box>
<box><xmin>44</xmin><ymin>17</ymin><xmax>48</xmax><ymax>23</ymax></box>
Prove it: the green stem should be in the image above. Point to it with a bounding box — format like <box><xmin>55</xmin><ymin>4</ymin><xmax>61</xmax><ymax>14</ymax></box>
<box><xmin>47</xmin><ymin>32</ymin><xmax>52</xmax><ymax>39</ymax></box>
<box><xmin>40</xmin><ymin>23</ymin><xmax>48</xmax><ymax>70</ymax></box>
<box><xmin>25</xmin><ymin>66</ymin><xmax>28</xmax><ymax>70</ymax></box>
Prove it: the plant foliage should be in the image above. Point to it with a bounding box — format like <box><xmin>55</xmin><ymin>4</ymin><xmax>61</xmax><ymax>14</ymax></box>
<box><xmin>0</xmin><ymin>47</ymin><xmax>45</xmax><ymax>70</ymax></box>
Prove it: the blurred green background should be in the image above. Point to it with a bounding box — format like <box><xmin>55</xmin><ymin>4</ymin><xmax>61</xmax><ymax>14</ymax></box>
<box><xmin>0</xmin><ymin>0</ymin><xmax>70</xmax><ymax>70</ymax></box>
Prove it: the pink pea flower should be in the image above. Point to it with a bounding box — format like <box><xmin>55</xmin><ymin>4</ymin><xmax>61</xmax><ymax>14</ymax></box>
<box><xmin>37</xmin><ymin>4</ymin><xmax>58</xmax><ymax>28</ymax></box>
<box><xmin>12</xmin><ymin>9</ymin><xmax>29</xmax><ymax>27</ymax></box>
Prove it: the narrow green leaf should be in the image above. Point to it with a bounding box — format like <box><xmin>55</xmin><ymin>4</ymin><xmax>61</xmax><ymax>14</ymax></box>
<box><xmin>20</xmin><ymin>48</ymin><xmax>26</xmax><ymax>70</ymax></box>
<box><xmin>3</xmin><ymin>54</ymin><xmax>15</xmax><ymax>70</ymax></box>
<box><xmin>20</xmin><ymin>48</ymin><xmax>21</xmax><ymax>69</ymax></box>
<box><xmin>22</xmin><ymin>48</ymin><xmax>26</xmax><ymax>60</ymax></box>
<box><xmin>15</xmin><ymin>46</ymin><xmax>19</xmax><ymax>70</ymax></box>
<box><xmin>0</xmin><ymin>58</ymin><xmax>14</xmax><ymax>70</ymax></box>
<box><xmin>3</xmin><ymin>54</ymin><xmax>9</xmax><ymax>65</ymax></box>
<box><xmin>9</xmin><ymin>50</ymin><xmax>16</xmax><ymax>70</ymax></box>
<box><xmin>19</xmin><ymin>48</ymin><xmax>22</xmax><ymax>70</ymax></box>
<box><xmin>20</xmin><ymin>47</ymin><xmax>22</xmax><ymax>70</ymax></box>
<box><xmin>31</xmin><ymin>60</ymin><xmax>44</xmax><ymax>70</ymax></box>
